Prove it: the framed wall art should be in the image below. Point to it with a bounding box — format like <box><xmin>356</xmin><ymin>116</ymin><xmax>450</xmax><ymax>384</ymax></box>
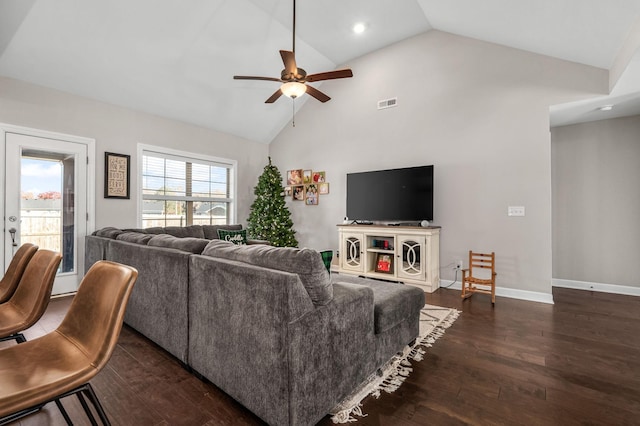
<box><xmin>375</xmin><ymin>253</ymin><xmax>393</xmax><ymax>274</ymax></box>
<box><xmin>284</xmin><ymin>167</ymin><xmax>330</xmax><ymax>205</ymax></box>
<box><xmin>287</xmin><ymin>169</ymin><xmax>303</xmax><ymax>185</ymax></box>
<box><xmin>305</xmin><ymin>184</ymin><xmax>318</xmax><ymax>205</ymax></box>
<box><xmin>303</xmin><ymin>169</ymin><xmax>312</xmax><ymax>184</ymax></box>
<box><xmin>318</xmin><ymin>182</ymin><xmax>329</xmax><ymax>195</ymax></box>
<box><xmin>104</xmin><ymin>152</ymin><xmax>130</xmax><ymax>199</ymax></box>
<box><xmin>292</xmin><ymin>185</ymin><xmax>305</xmax><ymax>201</ymax></box>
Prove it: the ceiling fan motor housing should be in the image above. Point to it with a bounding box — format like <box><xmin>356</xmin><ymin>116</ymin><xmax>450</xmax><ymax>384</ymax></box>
<box><xmin>281</xmin><ymin>68</ymin><xmax>307</xmax><ymax>82</ymax></box>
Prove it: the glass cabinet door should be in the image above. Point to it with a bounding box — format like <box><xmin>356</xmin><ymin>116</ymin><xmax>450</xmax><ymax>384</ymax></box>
<box><xmin>397</xmin><ymin>235</ymin><xmax>426</xmax><ymax>280</ymax></box>
<box><xmin>341</xmin><ymin>232</ymin><xmax>364</xmax><ymax>272</ymax></box>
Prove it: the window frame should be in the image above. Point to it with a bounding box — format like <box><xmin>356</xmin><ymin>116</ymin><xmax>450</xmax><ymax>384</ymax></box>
<box><xmin>136</xmin><ymin>144</ymin><xmax>237</xmax><ymax>228</ymax></box>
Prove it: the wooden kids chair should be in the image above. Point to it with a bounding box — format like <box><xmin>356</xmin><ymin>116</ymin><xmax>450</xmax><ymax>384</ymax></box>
<box><xmin>461</xmin><ymin>251</ymin><xmax>497</xmax><ymax>305</ymax></box>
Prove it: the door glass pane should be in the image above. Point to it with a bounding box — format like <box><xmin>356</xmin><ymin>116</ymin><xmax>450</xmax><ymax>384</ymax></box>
<box><xmin>20</xmin><ymin>153</ymin><xmax>75</xmax><ymax>273</ymax></box>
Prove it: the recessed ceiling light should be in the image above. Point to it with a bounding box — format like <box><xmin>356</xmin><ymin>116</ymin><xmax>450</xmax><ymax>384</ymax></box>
<box><xmin>598</xmin><ymin>105</ymin><xmax>614</xmax><ymax>111</ymax></box>
<box><xmin>353</xmin><ymin>22</ymin><xmax>366</xmax><ymax>34</ymax></box>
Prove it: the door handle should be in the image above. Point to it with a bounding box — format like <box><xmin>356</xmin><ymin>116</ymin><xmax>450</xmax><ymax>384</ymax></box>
<box><xmin>8</xmin><ymin>228</ymin><xmax>17</xmax><ymax>247</ymax></box>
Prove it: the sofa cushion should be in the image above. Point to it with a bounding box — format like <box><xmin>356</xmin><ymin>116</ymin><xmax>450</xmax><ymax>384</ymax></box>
<box><xmin>93</xmin><ymin>227</ymin><xmax>124</xmax><ymax>239</ymax></box>
<box><xmin>162</xmin><ymin>225</ymin><xmax>205</xmax><ymax>239</ymax></box>
<box><xmin>202</xmin><ymin>240</ymin><xmax>333</xmax><ymax>306</ymax></box>
<box><xmin>122</xmin><ymin>228</ymin><xmax>147</xmax><ymax>233</ymax></box>
<box><xmin>331</xmin><ymin>274</ymin><xmax>424</xmax><ymax>334</ymax></box>
<box><xmin>217</xmin><ymin>229</ymin><xmax>247</xmax><ymax>245</ymax></box>
<box><xmin>144</xmin><ymin>227</ymin><xmax>166</xmax><ymax>235</ymax></box>
<box><xmin>202</xmin><ymin>224</ymin><xmax>243</xmax><ymax>240</ymax></box>
<box><xmin>116</xmin><ymin>232</ymin><xmax>153</xmax><ymax>245</ymax></box>
<box><xmin>148</xmin><ymin>234</ymin><xmax>209</xmax><ymax>254</ymax></box>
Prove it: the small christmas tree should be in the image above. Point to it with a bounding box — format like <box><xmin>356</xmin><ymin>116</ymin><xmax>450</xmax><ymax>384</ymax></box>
<box><xmin>247</xmin><ymin>157</ymin><xmax>298</xmax><ymax>247</ymax></box>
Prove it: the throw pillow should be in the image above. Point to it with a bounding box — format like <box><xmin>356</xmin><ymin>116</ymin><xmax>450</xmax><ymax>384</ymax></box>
<box><xmin>319</xmin><ymin>250</ymin><xmax>333</xmax><ymax>273</ymax></box>
<box><xmin>115</xmin><ymin>232</ymin><xmax>153</xmax><ymax>245</ymax></box>
<box><xmin>217</xmin><ymin>229</ymin><xmax>247</xmax><ymax>245</ymax></box>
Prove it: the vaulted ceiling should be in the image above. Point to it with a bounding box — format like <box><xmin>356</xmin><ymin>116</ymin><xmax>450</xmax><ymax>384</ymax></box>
<box><xmin>2</xmin><ymin>0</ymin><xmax>640</xmax><ymax>144</ymax></box>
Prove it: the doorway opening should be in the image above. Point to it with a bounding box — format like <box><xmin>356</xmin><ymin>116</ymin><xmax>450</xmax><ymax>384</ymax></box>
<box><xmin>2</xmin><ymin>124</ymin><xmax>95</xmax><ymax>295</ymax></box>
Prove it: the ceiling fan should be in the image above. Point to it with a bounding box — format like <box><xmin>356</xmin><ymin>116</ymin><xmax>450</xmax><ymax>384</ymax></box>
<box><xmin>233</xmin><ymin>0</ymin><xmax>353</xmax><ymax>104</ymax></box>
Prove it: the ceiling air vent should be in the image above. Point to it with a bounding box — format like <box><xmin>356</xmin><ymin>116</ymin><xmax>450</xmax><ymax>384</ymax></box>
<box><xmin>377</xmin><ymin>97</ymin><xmax>398</xmax><ymax>110</ymax></box>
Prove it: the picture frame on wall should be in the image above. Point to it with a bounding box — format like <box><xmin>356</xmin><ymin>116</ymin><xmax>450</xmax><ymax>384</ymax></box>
<box><xmin>104</xmin><ymin>152</ymin><xmax>130</xmax><ymax>199</ymax></box>
<box><xmin>318</xmin><ymin>182</ymin><xmax>329</xmax><ymax>195</ymax></box>
<box><xmin>303</xmin><ymin>169</ymin><xmax>312</xmax><ymax>184</ymax></box>
<box><xmin>312</xmin><ymin>171</ymin><xmax>326</xmax><ymax>183</ymax></box>
<box><xmin>292</xmin><ymin>185</ymin><xmax>305</xmax><ymax>201</ymax></box>
<box><xmin>305</xmin><ymin>184</ymin><xmax>319</xmax><ymax>205</ymax></box>
<box><xmin>287</xmin><ymin>169</ymin><xmax>303</xmax><ymax>185</ymax></box>
<box><xmin>284</xmin><ymin>186</ymin><xmax>292</xmax><ymax>197</ymax></box>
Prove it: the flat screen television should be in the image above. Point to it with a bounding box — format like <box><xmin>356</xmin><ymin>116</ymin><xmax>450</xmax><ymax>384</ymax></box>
<box><xmin>346</xmin><ymin>165</ymin><xmax>433</xmax><ymax>223</ymax></box>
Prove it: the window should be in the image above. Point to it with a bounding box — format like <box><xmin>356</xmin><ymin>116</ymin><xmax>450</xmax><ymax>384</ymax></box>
<box><xmin>139</xmin><ymin>146</ymin><xmax>236</xmax><ymax>228</ymax></box>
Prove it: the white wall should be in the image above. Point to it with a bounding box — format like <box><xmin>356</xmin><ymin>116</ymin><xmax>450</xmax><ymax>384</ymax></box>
<box><xmin>0</xmin><ymin>76</ymin><xmax>268</xmax><ymax>230</ymax></box>
<box><xmin>269</xmin><ymin>31</ymin><xmax>607</xmax><ymax>299</ymax></box>
<box><xmin>552</xmin><ymin>115</ymin><xmax>640</xmax><ymax>289</ymax></box>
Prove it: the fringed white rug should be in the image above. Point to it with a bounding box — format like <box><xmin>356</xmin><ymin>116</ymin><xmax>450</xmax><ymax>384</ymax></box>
<box><xmin>329</xmin><ymin>304</ymin><xmax>460</xmax><ymax>423</ymax></box>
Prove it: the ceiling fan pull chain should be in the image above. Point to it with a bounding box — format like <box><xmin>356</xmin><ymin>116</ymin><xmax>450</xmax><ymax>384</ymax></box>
<box><xmin>292</xmin><ymin>99</ymin><xmax>296</xmax><ymax>127</ymax></box>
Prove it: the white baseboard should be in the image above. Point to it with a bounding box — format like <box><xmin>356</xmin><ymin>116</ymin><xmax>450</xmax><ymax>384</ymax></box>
<box><xmin>439</xmin><ymin>281</ymin><xmax>555</xmax><ymax>304</ymax></box>
<box><xmin>553</xmin><ymin>278</ymin><xmax>640</xmax><ymax>297</ymax></box>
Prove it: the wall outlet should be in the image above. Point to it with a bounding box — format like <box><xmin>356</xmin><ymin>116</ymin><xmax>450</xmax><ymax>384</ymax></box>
<box><xmin>455</xmin><ymin>260</ymin><xmax>463</xmax><ymax>270</ymax></box>
<box><xmin>508</xmin><ymin>206</ymin><xmax>525</xmax><ymax>216</ymax></box>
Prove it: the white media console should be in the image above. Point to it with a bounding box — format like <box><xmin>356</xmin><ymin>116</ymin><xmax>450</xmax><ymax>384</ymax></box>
<box><xmin>336</xmin><ymin>224</ymin><xmax>441</xmax><ymax>293</ymax></box>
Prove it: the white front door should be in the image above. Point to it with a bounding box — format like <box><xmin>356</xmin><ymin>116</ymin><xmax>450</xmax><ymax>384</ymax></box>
<box><xmin>3</xmin><ymin>129</ymin><xmax>94</xmax><ymax>295</ymax></box>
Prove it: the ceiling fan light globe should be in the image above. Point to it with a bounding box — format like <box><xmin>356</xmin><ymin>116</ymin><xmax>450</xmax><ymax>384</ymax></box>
<box><xmin>281</xmin><ymin>81</ymin><xmax>307</xmax><ymax>99</ymax></box>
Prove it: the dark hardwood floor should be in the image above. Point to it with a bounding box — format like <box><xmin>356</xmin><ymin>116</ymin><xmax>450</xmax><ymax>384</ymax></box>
<box><xmin>3</xmin><ymin>286</ymin><xmax>640</xmax><ymax>425</ymax></box>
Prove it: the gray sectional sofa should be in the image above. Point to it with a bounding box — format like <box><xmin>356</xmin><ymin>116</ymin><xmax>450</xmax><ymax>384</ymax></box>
<box><xmin>85</xmin><ymin>225</ymin><xmax>425</xmax><ymax>426</ymax></box>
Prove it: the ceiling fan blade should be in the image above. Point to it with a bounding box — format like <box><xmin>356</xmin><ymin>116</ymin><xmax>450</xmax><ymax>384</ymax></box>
<box><xmin>265</xmin><ymin>89</ymin><xmax>283</xmax><ymax>104</ymax></box>
<box><xmin>280</xmin><ymin>50</ymin><xmax>298</xmax><ymax>76</ymax></box>
<box><xmin>306</xmin><ymin>68</ymin><xmax>353</xmax><ymax>82</ymax></box>
<box><xmin>305</xmin><ymin>85</ymin><xmax>331</xmax><ymax>103</ymax></box>
<box><xmin>234</xmin><ymin>75</ymin><xmax>282</xmax><ymax>82</ymax></box>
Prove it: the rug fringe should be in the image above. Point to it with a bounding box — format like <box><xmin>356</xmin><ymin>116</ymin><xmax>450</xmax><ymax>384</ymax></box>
<box><xmin>330</xmin><ymin>307</ymin><xmax>460</xmax><ymax>424</ymax></box>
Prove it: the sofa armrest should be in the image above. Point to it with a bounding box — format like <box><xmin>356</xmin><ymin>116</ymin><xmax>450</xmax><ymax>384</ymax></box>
<box><xmin>188</xmin><ymin>256</ymin><xmax>315</xmax><ymax>426</ymax></box>
<box><xmin>107</xmin><ymin>240</ymin><xmax>191</xmax><ymax>362</ymax></box>
<box><xmin>188</xmin><ymin>256</ymin><xmax>377</xmax><ymax>426</ymax></box>
<box><xmin>85</xmin><ymin>235</ymin><xmax>110</xmax><ymax>274</ymax></box>
<box><xmin>286</xmin><ymin>282</ymin><xmax>377</xmax><ymax>425</ymax></box>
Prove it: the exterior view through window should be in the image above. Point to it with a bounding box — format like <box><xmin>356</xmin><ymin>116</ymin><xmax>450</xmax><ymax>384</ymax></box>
<box><xmin>141</xmin><ymin>150</ymin><xmax>234</xmax><ymax>228</ymax></box>
<box><xmin>20</xmin><ymin>155</ymin><xmax>74</xmax><ymax>273</ymax></box>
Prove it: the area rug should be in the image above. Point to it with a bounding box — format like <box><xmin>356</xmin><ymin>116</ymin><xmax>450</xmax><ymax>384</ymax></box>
<box><xmin>329</xmin><ymin>304</ymin><xmax>460</xmax><ymax>423</ymax></box>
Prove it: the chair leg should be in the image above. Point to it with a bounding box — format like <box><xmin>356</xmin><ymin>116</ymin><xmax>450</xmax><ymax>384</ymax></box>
<box><xmin>491</xmin><ymin>272</ymin><xmax>497</xmax><ymax>305</ymax></box>
<box><xmin>0</xmin><ymin>384</ymin><xmax>111</xmax><ymax>426</ymax></box>
<box><xmin>55</xmin><ymin>384</ymin><xmax>110</xmax><ymax>425</ymax></box>
<box><xmin>76</xmin><ymin>390</ymin><xmax>99</xmax><ymax>426</ymax></box>
<box><xmin>83</xmin><ymin>383</ymin><xmax>111</xmax><ymax>426</ymax></box>
<box><xmin>461</xmin><ymin>271</ymin><xmax>471</xmax><ymax>299</ymax></box>
<box><xmin>54</xmin><ymin>399</ymin><xmax>73</xmax><ymax>426</ymax></box>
